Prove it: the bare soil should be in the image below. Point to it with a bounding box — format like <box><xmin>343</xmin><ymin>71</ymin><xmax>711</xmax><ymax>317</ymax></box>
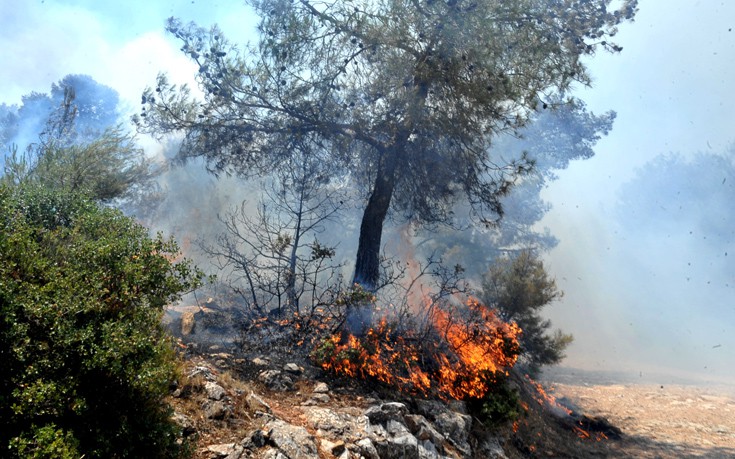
<box><xmin>541</xmin><ymin>368</ymin><xmax>735</xmax><ymax>458</ymax></box>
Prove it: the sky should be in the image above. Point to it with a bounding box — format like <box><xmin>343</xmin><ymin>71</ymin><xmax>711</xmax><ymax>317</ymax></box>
<box><xmin>1</xmin><ymin>1</ymin><xmax>733</xmax><ymax>383</ymax></box>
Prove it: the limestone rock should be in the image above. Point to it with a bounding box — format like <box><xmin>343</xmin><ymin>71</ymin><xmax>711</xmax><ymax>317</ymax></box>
<box><xmin>309</xmin><ymin>393</ymin><xmax>331</xmax><ymax>404</ymax></box>
<box><xmin>205</xmin><ymin>381</ymin><xmax>226</xmax><ymax>400</ymax></box>
<box><xmin>206</xmin><ymin>443</ymin><xmax>235</xmax><ymax>458</ymax></box>
<box><xmin>364</xmin><ymin>402</ymin><xmax>408</xmax><ymax>424</ymax></box>
<box><xmin>252</xmin><ymin>357</ymin><xmax>270</xmax><ymax>366</ymax></box>
<box><xmin>258</xmin><ymin>369</ymin><xmax>294</xmax><ymax>391</ymax></box>
<box><xmin>320</xmin><ymin>438</ymin><xmax>347</xmax><ymax>457</ymax></box>
<box><xmin>313</xmin><ymin>382</ymin><xmax>330</xmax><ymax>393</ymax></box>
<box><xmin>283</xmin><ymin>362</ymin><xmax>302</xmax><ymax>374</ymax></box>
<box><xmin>264</xmin><ymin>418</ymin><xmax>319</xmax><ymax>459</ymax></box>
<box><xmin>171</xmin><ymin>412</ymin><xmax>196</xmax><ymax>437</ymax></box>
<box><xmin>434</xmin><ymin>411</ymin><xmax>472</xmax><ymax>457</ymax></box>
<box><xmin>353</xmin><ymin>438</ymin><xmax>380</xmax><ymax>459</ymax></box>
<box><xmin>477</xmin><ymin>435</ymin><xmax>508</xmax><ymax>459</ymax></box>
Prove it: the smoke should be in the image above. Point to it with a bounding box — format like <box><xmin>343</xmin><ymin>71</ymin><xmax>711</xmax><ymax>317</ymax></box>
<box><xmin>540</xmin><ymin>150</ymin><xmax>735</xmax><ymax>383</ymax></box>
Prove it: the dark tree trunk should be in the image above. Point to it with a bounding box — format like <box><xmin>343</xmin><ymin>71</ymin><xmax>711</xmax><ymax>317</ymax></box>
<box><xmin>346</xmin><ymin>150</ymin><xmax>399</xmax><ymax>335</ymax></box>
<box><xmin>353</xmin><ymin>170</ymin><xmax>396</xmax><ymax>290</ymax></box>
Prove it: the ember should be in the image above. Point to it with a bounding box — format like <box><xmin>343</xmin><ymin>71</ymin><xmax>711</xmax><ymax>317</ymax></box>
<box><xmin>313</xmin><ymin>298</ymin><xmax>521</xmax><ymax>400</ymax></box>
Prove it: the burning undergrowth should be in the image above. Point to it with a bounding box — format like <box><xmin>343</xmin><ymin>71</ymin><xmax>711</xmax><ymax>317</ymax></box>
<box><xmin>311</xmin><ymin>296</ymin><xmax>521</xmax><ymax>402</ymax></box>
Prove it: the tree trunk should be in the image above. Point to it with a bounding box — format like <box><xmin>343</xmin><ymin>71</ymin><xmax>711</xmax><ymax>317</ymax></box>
<box><xmin>347</xmin><ymin>149</ymin><xmax>398</xmax><ymax>335</ymax></box>
<box><xmin>353</xmin><ymin>162</ymin><xmax>397</xmax><ymax>289</ymax></box>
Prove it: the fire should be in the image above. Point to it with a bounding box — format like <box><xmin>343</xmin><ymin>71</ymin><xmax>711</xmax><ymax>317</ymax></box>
<box><xmin>314</xmin><ymin>297</ymin><xmax>521</xmax><ymax>400</ymax></box>
<box><xmin>525</xmin><ymin>375</ymin><xmax>572</xmax><ymax>416</ymax></box>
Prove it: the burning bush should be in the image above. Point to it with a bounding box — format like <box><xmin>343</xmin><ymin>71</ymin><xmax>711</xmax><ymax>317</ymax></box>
<box><xmin>312</xmin><ymin>297</ymin><xmax>521</xmax><ymax>402</ymax></box>
<box><xmin>480</xmin><ymin>250</ymin><xmax>573</xmax><ymax>376</ymax></box>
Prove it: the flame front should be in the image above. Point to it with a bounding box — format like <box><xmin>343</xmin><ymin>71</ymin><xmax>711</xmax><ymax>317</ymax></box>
<box><xmin>315</xmin><ymin>298</ymin><xmax>521</xmax><ymax>400</ymax></box>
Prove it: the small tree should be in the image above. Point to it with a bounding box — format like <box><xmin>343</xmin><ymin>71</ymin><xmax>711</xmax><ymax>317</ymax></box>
<box><xmin>2</xmin><ymin>79</ymin><xmax>158</xmax><ymax>204</ymax></box>
<box><xmin>0</xmin><ymin>185</ymin><xmax>203</xmax><ymax>458</ymax></box>
<box><xmin>204</xmin><ymin>145</ymin><xmax>347</xmax><ymax>321</ymax></box>
<box><xmin>480</xmin><ymin>250</ymin><xmax>572</xmax><ymax>375</ymax></box>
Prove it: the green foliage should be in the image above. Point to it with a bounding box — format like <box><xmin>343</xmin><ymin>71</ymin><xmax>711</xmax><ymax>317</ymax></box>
<box><xmin>0</xmin><ymin>185</ymin><xmax>203</xmax><ymax>458</ymax></box>
<box><xmin>469</xmin><ymin>378</ymin><xmax>522</xmax><ymax>428</ymax></box>
<box><xmin>480</xmin><ymin>250</ymin><xmax>572</xmax><ymax>375</ymax></box>
<box><xmin>2</xmin><ymin>85</ymin><xmax>157</xmax><ymax>203</ymax></box>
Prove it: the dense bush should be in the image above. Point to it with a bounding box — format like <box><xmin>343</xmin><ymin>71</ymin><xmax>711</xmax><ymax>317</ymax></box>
<box><xmin>0</xmin><ymin>185</ymin><xmax>203</xmax><ymax>458</ymax></box>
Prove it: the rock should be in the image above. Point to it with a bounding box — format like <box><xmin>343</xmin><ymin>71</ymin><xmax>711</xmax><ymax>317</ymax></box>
<box><xmin>374</xmin><ymin>430</ymin><xmax>419</xmax><ymax>459</ymax></box>
<box><xmin>414</xmin><ymin>400</ymin><xmax>446</xmax><ymax>421</ymax></box>
<box><xmin>205</xmin><ymin>381</ymin><xmax>226</xmax><ymax>401</ymax></box>
<box><xmin>248</xmin><ymin>429</ymin><xmax>269</xmax><ymax>448</ymax></box>
<box><xmin>353</xmin><ymin>438</ymin><xmax>380</xmax><ymax>459</ymax></box>
<box><xmin>171</xmin><ymin>412</ymin><xmax>196</xmax><ymax>437</ymax></box>
<box><xmin>418</xmin><ymin>439</ymin><xmax>441</xmax><ymax>459</ymax></box>
<box><xmin>258</xmin><ymin>369</ymin><xmax>294</xmax><ymax>391</ymax></box>
<box><xmin>309</xmin><ymin>393</ymin><xmax>331</xmax><ymax>404</ymax></box>
<box><xmin>404</xmin><ymin>414</ymin><xmax>445</xmax><ymax>445</ymax></box>
<box><xmin>303</xmin><ymin>407</ymin><xmax>365</xmax><ymax>438</ymax></box>
<box><xmin>433</xmin><ymin>411</ymin><xmax>472</xmax><ymax>457</ymax></box>
<box><xmin>320</xmin><ymin>438</ymin><xmax>347</xmax><ymax>456</ymax></box>
<box><xmin>203</xmin><ymin>400</ymin><xmax>229</xmax><ymax>420</ymax></box>
<box><xmin>206</xmin><ymin>443</ymin><xmax>235</xmax><ymax>458</ymax></box>
<box><xmin>245</xmin><ymin>391</ymin><xmax>272</xmax><ymax>413</ymax></box>
<box><xmin>283</xmin><ymin>362</ymin><xmax>302</xmax><ymax>374</ymax></box>
<box><xmin>313</xmin><ymin>382</ymin><xmax>330</xmax><ymax>393</ymax></box>
<box><xmin>262</xmin><ymin>448</ymin><xmax>289</xmax><ymax>459</ymax></box>
<box><xmin>264</xmin><ymin>418</ymin><xmax>319</xmax><ymax>459</ymax></box>
<box><xmin>181</xmin><ymin>311</ymin><xmax>196</xmax><ymax>335</ymax></box>
<box><xmin>224</xmin><ymin>444</ymin><xmax>246</xmax><ymax>459</ymax></box>
<box><xmin>252</xmin><ymin>357</ymin><xmax>270</xmax><ymax>366</ymax></box>
<box><xmin>477</xmin><ymin>435</ymin><xmax>508</xmax><ymax>459</ymax></box>
<box><xmin>364</xmin><ymin>402</ymin><xmax>408</xmax><ymax>424</ymax></box>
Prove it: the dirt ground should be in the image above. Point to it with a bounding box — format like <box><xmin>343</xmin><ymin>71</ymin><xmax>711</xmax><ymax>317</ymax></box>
<box><xmin>542</xmin><ymin>368</ymin><xmax>735</xmax><ymax>458</ymax></box>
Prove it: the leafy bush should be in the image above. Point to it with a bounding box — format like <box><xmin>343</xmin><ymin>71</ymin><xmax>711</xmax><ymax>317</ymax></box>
<box><xmin>480</xmin><ymin>250</ymin><xmax>573</xmax><ymax>376</ymax></box>
<box><xmin>468</xmin><ymin>377</ymin><xmax>522</xmax><ymax>428</ymax></box>
<box><xmin>0</xmin><ymin>185</ymin><xmax>203</xmax><ymax>458</ymax></box>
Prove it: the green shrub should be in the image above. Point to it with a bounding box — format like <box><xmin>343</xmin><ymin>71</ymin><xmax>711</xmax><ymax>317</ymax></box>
<box><xmin>0</xmin><ymin>185</ymin><xmax>203</xmax><ymax>458</ymax></box>
<box><xmin>480</xmin><ymin>250</ymin><xmax>573</xmax><ymax>376</ymax></box>
<box><xmin>469</xmin><ymin>378</ymin><xmax>522</xmax><ymax>428</ymax></box>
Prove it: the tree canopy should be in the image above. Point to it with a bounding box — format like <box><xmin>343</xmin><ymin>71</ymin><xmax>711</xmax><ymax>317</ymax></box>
<box><xmin>2</xmin><ymin>76</ymin><xmax>157</xmax><ymax>203</ymax></box>
<box><xmin>138</xmin><ymin>0</ymin><xmax>637</xmax><ymax>299</ymax></box>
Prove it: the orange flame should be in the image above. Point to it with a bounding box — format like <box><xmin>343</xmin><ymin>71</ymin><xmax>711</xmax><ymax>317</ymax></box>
<box><xmin>315</xmin><ymin>297</ymin><xmax>520</xmax><ymax>400</ymax></box>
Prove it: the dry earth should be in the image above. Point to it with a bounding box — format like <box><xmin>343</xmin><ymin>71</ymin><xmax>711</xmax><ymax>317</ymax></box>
<box><xmin>542</xmin><ymin>368</ymin><xmax>735</xmax><ymax>458</ymax></box>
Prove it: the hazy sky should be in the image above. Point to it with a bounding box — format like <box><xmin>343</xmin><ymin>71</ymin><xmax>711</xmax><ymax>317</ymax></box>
<box><xmin>1</xmin><ymin>1</ymin><xmax>733</xmax><ymax>382</ymax></box>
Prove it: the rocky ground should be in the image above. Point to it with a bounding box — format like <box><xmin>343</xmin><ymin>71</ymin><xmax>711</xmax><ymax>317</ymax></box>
<box><xmin>165</xmin><ymin>308</ymin><xmax>735</xmax><ymax>458</ymax></box>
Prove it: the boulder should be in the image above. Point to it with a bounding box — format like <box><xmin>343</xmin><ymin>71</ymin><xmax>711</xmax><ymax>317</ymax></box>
<box><xmin>364</xmin><ymin>402</ymin><xmax>408</xmax><ymax>424</ymax></box>
<box><xmin>313</xmin><ymin>382</ymin><xmax>330</xmax><ymax>393</ymax></box>
<box><xmin>433</xmin><ymin>411</ymin><xmax>472</xmax><ymax>457</ymax></box>
<box><xmin>206</xmin><ymin>443</ymin><xmax>235</xmax><ymax>458</ymax></box>
<box><xmin>205</xmin><ymin>381</ymin><xmax>226</xmax><ymax>401</ymax></box>
<box><xmin>264</xmin><ymin>418</ymin><xmax>319</xmax><ymax>459</ymax></box>
<box><xmin>353</xmin><ymin>438</ymin><xmax>380</xmax><ymax>459</ymax></box>
<box><xmin>283</xmin><ymin>362</ymin><xmax>302</xmax><ymax>374</ymax></box>
<box><xmin>258</xmin><ymin>369</ymin><xmax>294</xmax><ymax>391</ymax></box>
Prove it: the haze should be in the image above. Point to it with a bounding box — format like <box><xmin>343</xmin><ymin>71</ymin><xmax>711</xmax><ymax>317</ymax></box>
<box><xmin>1</xmin><ymin>0</ymin><xmax>732</xmax><ymax>383</ymax></box>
